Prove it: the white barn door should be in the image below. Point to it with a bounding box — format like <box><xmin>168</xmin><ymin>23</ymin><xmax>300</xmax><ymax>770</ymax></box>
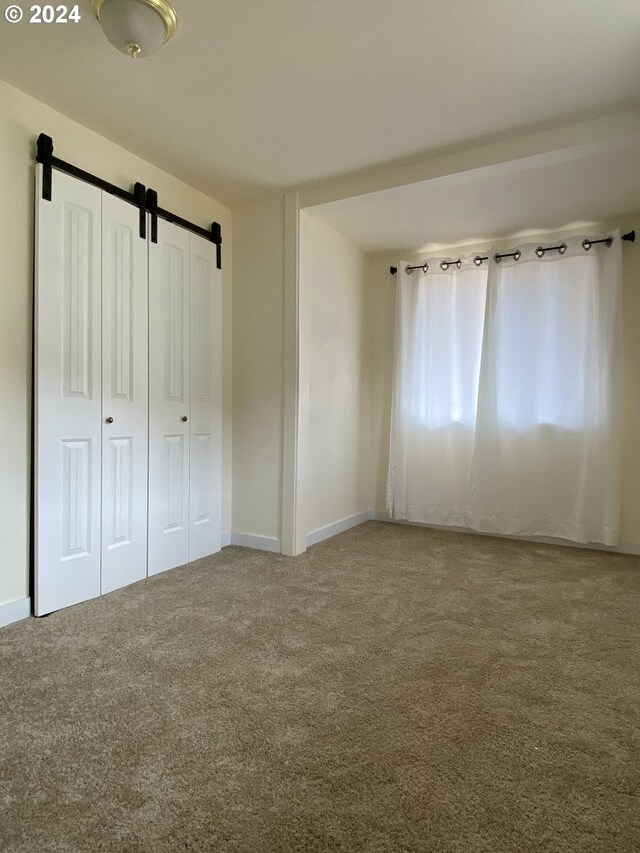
<box><xmin>148</xmin><ymin>219</ymin><xmax>191</xmax><ymax>575</ymax></box>
<box><xmin>188</xmin><ymin>234</ymin><xmax>222</xmax><ymax>560</ymax></box>
<box><xmin>35</xmin><ymin>164</ymin><xmax>223</xmax><ymax>613</ymax></box>
<box><xmin>34</xmin><ymin>167</ymin><xmax>102</xmax><ymax>616</ymax></box>
<box><xmin>100</xmin><ymin>193</ymin><xmax>149</xmax><ymax>594</ymax></box>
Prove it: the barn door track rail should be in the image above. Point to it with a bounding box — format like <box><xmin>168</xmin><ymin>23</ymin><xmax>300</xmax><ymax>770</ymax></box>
<box><xmin>36</xmin><ymin>134</ymin><xmax>147</xmax><ymax>239</ymax></box>
<box><xmin>36</xmin><ymin>133</ymin><xmax>222</xmax><ymax>268</ymax></box>
<box><xmin>145</xmin><ymin>187</ymin><xmax>222</xmax><ymax>270</ymax></box>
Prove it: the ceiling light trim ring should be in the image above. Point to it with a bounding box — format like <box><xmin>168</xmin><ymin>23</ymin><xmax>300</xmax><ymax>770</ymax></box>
<box><xmin>92</xmin><ymin>0</ymin><xmax>178</xmax><ymax>43</ymax></box>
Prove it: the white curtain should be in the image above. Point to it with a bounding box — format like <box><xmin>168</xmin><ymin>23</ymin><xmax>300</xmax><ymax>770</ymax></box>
<box><xmin>387</xmin><ymin>257</ymin><xmax>487</xmax><ymax>526</ymax></box>
<box><xmin>387</xmin><ymin>233</ymin><xmax>623</xmax><ymax>546</ymax></box>
<box><xmin>467</xmin><ymin>233</ymin><xmax>622</xmax><ymax>545</ymax></box>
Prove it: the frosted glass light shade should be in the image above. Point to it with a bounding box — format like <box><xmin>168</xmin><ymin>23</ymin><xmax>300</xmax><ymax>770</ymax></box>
<box><xmin>92</xmin><ymin>0</ymin><xmax>177</xmax><ymax>58</ymax></box>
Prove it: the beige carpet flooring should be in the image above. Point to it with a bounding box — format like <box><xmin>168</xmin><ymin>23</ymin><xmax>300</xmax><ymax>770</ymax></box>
<box><xmin>1</xmin><ymin>521</ymin><xmax>639</xmax><ymax>852</ymax></box>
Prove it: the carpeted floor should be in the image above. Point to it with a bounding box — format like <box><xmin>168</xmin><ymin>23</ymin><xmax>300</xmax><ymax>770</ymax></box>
<box><xmin>1</xmin><ymin>521</ymin><xmax>639</xmax><ymax>852</ymax></box>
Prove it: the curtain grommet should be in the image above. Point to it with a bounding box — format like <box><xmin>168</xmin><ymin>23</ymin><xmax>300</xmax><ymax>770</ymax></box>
<box><xmin>474</xmin><ymin>256</ymin><xmax>484</xmax><ymax>267</ymax></box>
<box><xmin>440</xmin><ymin>259</ymin><xmax>462</xmax><ymax>272</ymax></box>
<box><xmin>535</xmin><ymin>246</ymin><xmax>545</xmax><ymax>258</ymax></box>
<box><xmin>514</xmin><ymin>250</ymin><xmax>521</xmax><ymax>261</ymax></box>
<box><xmin>582</xmin><ymin>239</ymin><xmax>592</xmax><ymax>251</ymax></box>
<box><xmin>559</xmin><ymin>243</ymin><xmax>567</xmax><ymax>255</ymax></box>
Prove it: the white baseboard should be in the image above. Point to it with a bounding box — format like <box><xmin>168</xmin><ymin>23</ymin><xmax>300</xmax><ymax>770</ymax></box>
<box><xmin>611</xmin><ymin>542</ymin><xmax>640</xmax><ymax>556</ymax></box>
<box><xmin>224</xmin><ymin>512</ymin><xmax>640</xmax><ymax>557</ymax></box>
<box><xmin>0</xmin><ymin>596</ymin><xmax>31</xmax><ymax>628</ymax></box>
<box><xmin>221</xmin><ymin>531</ymin><xmax>231</xmax><ymax>548</ymax></box>
<box><xmin>230</xmin><ymin>532</ymin><xmax>282</xmax><ymax>553</ymax></box>
<box><xmin>370</xmin><ymin>513</ymin><xmax>640</xmax><ymax>555</ymax></box>
<box><xmin>306</xmin><ymin>511</ymin><xmax>372</xmax><ymax>547</ymax></box>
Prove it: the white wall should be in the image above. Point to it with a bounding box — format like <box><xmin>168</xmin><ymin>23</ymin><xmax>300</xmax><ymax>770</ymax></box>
<box><xmin>619</xmin><ymin>215</ymin><xmax>640</xmax><ymax>543</ymax></box>
<box><xmin>231</xmin><ymin>196</ymin><xmax>285</xmax><ymax>545</ymax></box>
<box><xmin>368</xmin><ymin>257</ymin><xmax>396</xmax><ymax>517</ymax></box>
<box><xmin>299</xmin><ymin>213</ymin><xmax>370</xmax><ymax>537</ymax></box>
<box><xmin>0</xmin><ymin>79</ymin><xmax>232</xmax><ymax>610</ymax></box>
<box><xmin>369</xmin><ymin>215</ymin><xmax>640</xmax><ymax>545</ymax></box>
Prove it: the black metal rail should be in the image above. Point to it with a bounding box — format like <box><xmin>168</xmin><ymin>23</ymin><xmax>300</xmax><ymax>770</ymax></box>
<box><xmin>36</xmin><ymin>133</ymin><xmax>222</xmax><ymax>268</ymax></box>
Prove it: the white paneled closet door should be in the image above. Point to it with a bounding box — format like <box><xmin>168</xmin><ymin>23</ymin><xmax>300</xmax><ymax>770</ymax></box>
<box><xmin>35</xmin><ymin>163</ymin><xmax>222</xmax><ymax>612</ymax></box>
<box><xmin>188</xmin><ymin>233</ymin><xmax>222</xmax><ymax>561</ymax></box>
<box><xmin>100</xmin><ymin>193</ymin><xmax>149</xmax><ymax>594</ymax></box>
<box><xmin>34</xmin><ymin>167</ymin><xmax>102</xmax><ymax>616</ymax></box>
<box><xmin>147</xmin><ymin>219</ymin><xmax>191</xmax><ymax>575</ymax></box>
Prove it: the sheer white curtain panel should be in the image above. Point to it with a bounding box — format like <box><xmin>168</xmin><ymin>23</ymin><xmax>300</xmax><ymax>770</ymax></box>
<box><xmin>467</xmin><ymin>233</ymin><xmax>623</xmax><ymax>545</ymax></box>
<box><xmin>386</xmin><ymin>258</ymin><xmax>487</xmax><ymax>526</ymax></box>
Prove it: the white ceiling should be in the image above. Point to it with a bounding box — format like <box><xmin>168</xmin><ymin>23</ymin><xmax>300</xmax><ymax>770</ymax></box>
<box><xmin>0</xmin><ymin>0</ymin><xmax>639</xmax><ymax>207</ymax></box>
<box><xmin>306</xmin><ymin>144</ymin><xmax>640</xmax><ymax>254</ymax></box>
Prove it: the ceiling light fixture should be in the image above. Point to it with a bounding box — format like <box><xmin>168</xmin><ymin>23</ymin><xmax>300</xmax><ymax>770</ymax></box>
<box><xmin>92</xmin><ymin>0</ymin><xmax>178</xmax><ymax>59</ymax></box>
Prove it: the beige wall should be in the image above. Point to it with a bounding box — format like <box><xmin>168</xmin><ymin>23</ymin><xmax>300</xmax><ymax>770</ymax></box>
<box><xmin>619</xmin><ymin>215</ymin><xmax>640</xmax><ymax>542</ymax></box>
<box><xmin>368</xmin><ymin>258</ymin><xmax>396</xmax><ymax>516</ymax></box>
<box><xmin>299</xmin><ymin>213</ymin><xmax>370</xmax><ymax>535</ymax></box>
<box><xmin>368</xmin><ymin>216</ymin><xmax>640</xmax><ymax>544</ymax></box>
<box><xmin>231</xmin><ymin>196</ymin><xmax>285</xmax><ymax>542</ymax></box>
<box><xmin>0</xmin><ymin>79</ymin><xmax>232</xmax><ymax>608</ymax></box>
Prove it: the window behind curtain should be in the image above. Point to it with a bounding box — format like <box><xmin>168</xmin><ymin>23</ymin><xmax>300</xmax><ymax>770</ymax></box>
<box><xmin>492</xmin><ymin>255</ymin><xmax>597</xmax><ymax>430</ymax></box>
<box><xmin>402</xmin><ymin>267</ymin><xmax>487</xmax><ymax>430</ymax></box>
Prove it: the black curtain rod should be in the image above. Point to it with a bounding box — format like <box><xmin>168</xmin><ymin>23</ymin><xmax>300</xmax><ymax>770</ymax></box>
<box><xmin>35</xmin><ymin>133</ymin><xmax>222</xmax><ymax>269</ymax></box>
<box><xmin>389</xmin><ymin>231</ymin><xmax>636</xmax><ymax>275</ymax></box>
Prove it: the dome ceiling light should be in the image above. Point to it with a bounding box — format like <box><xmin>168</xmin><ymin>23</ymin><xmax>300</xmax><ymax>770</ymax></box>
<box><xmin>92</xmin><ymin>0</ymin><xmax>178</xmax><ymax>59</ymax></box>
